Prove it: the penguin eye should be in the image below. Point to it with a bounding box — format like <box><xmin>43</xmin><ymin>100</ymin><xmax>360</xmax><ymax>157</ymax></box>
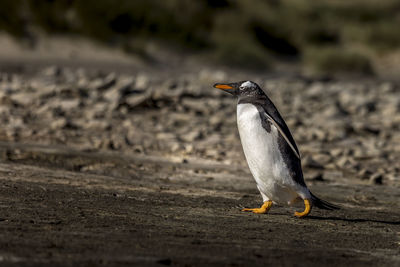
<box><xmin>239</xmin><ymin>85</ymin><xmax>251</xmax><ymax>91</ymax></box>
<box><xmin>239</xmin><ymin>84</ymin><xmax>248</xmax><ymax>90</ymax></box>
<box><xmin>240</xmin><ymin>81</ymin><xmax>255</xmax><ymax>91</ymax></box>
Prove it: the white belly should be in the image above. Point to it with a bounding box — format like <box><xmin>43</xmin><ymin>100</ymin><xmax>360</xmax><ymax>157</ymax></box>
<box><xmin>237</xmin><ymin>103</ymin><xmax>299</xmax><ymax>205</ymax></box>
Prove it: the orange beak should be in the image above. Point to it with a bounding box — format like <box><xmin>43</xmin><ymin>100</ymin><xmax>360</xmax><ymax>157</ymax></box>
<box><xmin>213</xmin><ymin>83</ymin><xmax>238</xmax><ymax>96</ymax></box>
<box><xmin>214</xmin><ymin>84</ymin><xmax>233</xmax><ymax>90</ymax></box>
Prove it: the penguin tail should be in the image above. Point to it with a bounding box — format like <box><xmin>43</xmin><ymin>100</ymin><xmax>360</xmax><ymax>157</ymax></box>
<box><xmin>310</xmin><ymin>192</ymin><xmax>340</xmax><ymax>210</ymax></box>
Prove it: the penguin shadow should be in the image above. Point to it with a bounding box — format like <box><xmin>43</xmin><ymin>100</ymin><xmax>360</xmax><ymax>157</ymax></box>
<box><xmin>269</xmin><ymin>202</ymin><xmax>400</xmax><ymax>225</ymax></box>
<box><xmin>306</xmin><ymin>215</ymin><xmax>400</xmax><ymax>225</ymax></box>
<box><xmin>236</xmin><ymin>208</ymin><xmax>399</xmax><ymax>225</ymax></box>
<box><xmin>236</xmin><ymin>201</ymin><xmax>399</xmax><ymax>225</ymax></box>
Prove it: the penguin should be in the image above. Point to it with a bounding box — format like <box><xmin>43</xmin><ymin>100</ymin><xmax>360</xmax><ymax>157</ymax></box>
<box><xmin>214</xmin><ymin>81</ymin><xmax>339</xmax><ymax>217</ymax></box>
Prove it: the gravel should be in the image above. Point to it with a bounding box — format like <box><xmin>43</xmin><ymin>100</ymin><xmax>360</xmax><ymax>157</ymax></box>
<box><xmin>0</xmin><ymin>66</ymin><xmax>399</xmax><ymax>185</ymax></box>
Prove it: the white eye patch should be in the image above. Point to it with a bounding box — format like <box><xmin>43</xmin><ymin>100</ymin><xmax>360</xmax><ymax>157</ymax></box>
<box><xmin>241</xmin><ymin>81</ymin><xmax>253</xmax><ymax>88</ymax></box>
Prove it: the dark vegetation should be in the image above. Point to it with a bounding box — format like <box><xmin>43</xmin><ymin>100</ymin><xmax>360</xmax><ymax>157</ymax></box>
<box><xmin>1</xmin><ymin>0</ymin><xmax>400</xmax><ymax>73</ymax></box>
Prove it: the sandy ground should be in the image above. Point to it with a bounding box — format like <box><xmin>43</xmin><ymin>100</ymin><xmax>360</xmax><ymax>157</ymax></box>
<box><xmin>0</xmin><ymin>34</ymin><xmax>399</xmax><ymax>266</ymax></box>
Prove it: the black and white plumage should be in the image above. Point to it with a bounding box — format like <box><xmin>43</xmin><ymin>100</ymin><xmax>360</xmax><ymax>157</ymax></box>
<box><xmin>214</xmin><ymin>81</ymin><xmax>338</xmax><ymax>217</ymax></box>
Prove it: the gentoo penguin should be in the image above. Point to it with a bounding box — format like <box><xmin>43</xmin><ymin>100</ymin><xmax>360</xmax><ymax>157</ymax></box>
<box><xmin>214</xmin><ymin>81</ymin><xmax>338</xmax><ymax>217</ymax></box>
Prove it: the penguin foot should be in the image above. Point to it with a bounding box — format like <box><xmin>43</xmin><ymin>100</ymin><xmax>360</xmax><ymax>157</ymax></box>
<box><xmin>294</xmin><ymin>199</ymin><xmax>312</xmax><ymax>218</ymax></box>
<box><xmin>242</xmin><ymin>200</ymin><xmax>272</xmax><ymax>214</ymax></box>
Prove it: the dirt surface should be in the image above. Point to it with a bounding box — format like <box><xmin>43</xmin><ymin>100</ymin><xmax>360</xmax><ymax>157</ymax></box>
<box><xmin>0</xmin><ymin>36</ymin><xmax>399</xmax><ymax>266</ymax></box>
<box><xmin>0</xmin><ymin>145</ymin><xmax>399</xmax><ymax>266</ymax></box>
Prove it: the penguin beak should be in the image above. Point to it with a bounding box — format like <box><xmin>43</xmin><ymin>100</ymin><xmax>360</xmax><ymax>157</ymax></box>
<box><xmin>213</xmin><ymin>83</ymin><xmax>238</xmax><ymax>96</ymax></box>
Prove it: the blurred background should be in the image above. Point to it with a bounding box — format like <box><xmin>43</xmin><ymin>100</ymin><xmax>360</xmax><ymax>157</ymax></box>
<box><xmin>0</xmin><ymin>1</ymin><xmax>400</xmax><ymax>265</ymax></box>
<box><xmin>0</xmin><ymin>0</ymin><xmax>398</xmax><ymax>183</ymax></box>
<box><xmin>1</xmin><ymin>0</ymin><xmax>400</xmax><ymax>76</ymax></box>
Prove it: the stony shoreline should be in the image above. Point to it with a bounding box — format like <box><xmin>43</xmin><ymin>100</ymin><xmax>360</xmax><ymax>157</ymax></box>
<box><xmin>1</xmin><ymin>66</ymin><xmax>399</xmax><ymax>185</ymax></box>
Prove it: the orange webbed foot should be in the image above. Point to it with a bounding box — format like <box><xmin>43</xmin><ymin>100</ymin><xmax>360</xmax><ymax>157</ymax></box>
<box><xmin>242</xmin><ymin>200</ymin><xmax>272</xmax><ymax>214</ymax></box>
<box><xmin>294</xmin><ymin>199</ymin><xmax>312</xmax><ymax>218</ymax></box>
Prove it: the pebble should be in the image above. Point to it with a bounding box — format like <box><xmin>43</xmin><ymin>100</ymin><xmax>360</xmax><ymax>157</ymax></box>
<box><xmin>180</xmin><ymin>130</ymin><xmax>202</xmax><ymax>142</ymax></box>
<box><xmin>303</xmin><ymin>155</ymin><xmax>324</xmax><ymax>169</ymax></box>
<box><xmin>50</xmin><ymin>118</ymin><xmax>67</xmax><ymax>130</ymax></box>
<box><xmin>124</xmin><ymin>92</ymin><xmax>152</xmax><ymax>109</ymax></box>
<box><xmin>10</xmin><ymin>93</ymin><xmax>34</xmax><ymax>106</ymax></box>
<box><xmin>330</xmin><ymin>148</ymin><xmax>343</xmax><ymax>157</ymax></box>
<box><xmin>336</xmin><ymin>156</ymin><xmax>360</xmax><ymax>170</ymax></box>
<box><xmin>312</xmin><ymin>153</ymin><xmax>332</xmax><ymax>165</ymax></box>
<box><xmin>58</xmin><ymin>99</ymin><xmax>80</xmax><ymax>112</ymax></box>
<box><xmin>369</xmin><ymin>173</ymin><xmax>383</xmax><ymax>185</ymax></box>
<box><xmin>358</xmin><ymin>168</ymin><xmax>374</xmax><ymax>179</ymax></box>
<box><xmin>41</xmin><ymin>66</ymin><xmax>61</xmax><ymax>77</ymax></box>
<box><xmin>310</xmin><ymin>172</ymin><xmax>325</xmax><ymax>181</ymax></box>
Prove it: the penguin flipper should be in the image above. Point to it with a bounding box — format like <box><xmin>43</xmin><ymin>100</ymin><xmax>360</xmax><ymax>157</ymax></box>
<box><xmin>264</xmin><ymin>112</ymin><xmax>300</xmax><ymax>159</ymax></box>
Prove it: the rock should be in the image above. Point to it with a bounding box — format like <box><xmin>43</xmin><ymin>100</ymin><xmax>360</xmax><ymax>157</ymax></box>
<box><xmin>156</xmin><ymin>133</ymin><xmax>176</xmax><ymax>140</ymax></box>
<box><xmin>322</xmin><ymin>104</ymin><xmax>346</xmax><ymax>118</ymax></box>
<box><xmin>90</xmin><ymin>73</ymin><xmax>116</xmax><ymax>91</ymax></box>
<box><xmin>124</xmin><ymin>92</ymin><xmax>152</xmax><ymax>109</ymax></box>
<box><xmin>10</xmin><ymin>93</ymin><xmax>34</xmax><ymax>106</ymax></box>
<box><xmin>336</xmin><ymin>156</ymin><xmax>360</xmax><ymax>170</ymax></box>
<box><xmin>362</xmin><ymin>125</ymin><xmax>380</xmax><ymax>135</ymax></box>
<box><xmin>381</xmin><ymin>98</ymin><xmax>400</xmax><ymax>116</ymax></box>
<box><xmin>63</xmin><ymin>68</ymin><xmax>79</xmax><ymax>84</ymax></box>
<box><xmin>111</xmin><ymin>139</ymin><xmax>122</xmax><ymax>150</ymax></box>
<box><xmin>0</xmin><ymin>106</ymin><xmax>10</xmax><ymax>117</ymax></box>
<box><xmin>358</xmin><ymin>168</ymin><xmax>374</xmax><ymax>180</ymax></box>
<box><xmin>8</xmin><ymin>116</ymin><xmax>24</xmax><ymax>129</ymax></box>
<box><xmin>369</xmin><ymin>173</ymin><xmax>383</xmax><ymax>185</ymax></box>
<box><xmin>36</xmin><ymin>84</ymin><xmax>59</xmax><ymax>98</ymax></box>
<box><xmin>84</xmin><ymin>120</ymin><xmax>111</xmax><ymax>130</ymax></box>
<box><xmin>379</xmin><ymin>82</ymin><xmax>395</xmax><ymax>93</ymax></box>
<box><xmin>204</xmin><ymin>149</ymin><xmax>220</xmax><ymax>158</ymax></box>
<box><xmin>352</xmin><ymin>148</ymin><xmax>366</xmax><ymax>159</ymax></box>
<box><xmin>85</xmin><ymin>102</ymin><xmax>108</xmax><ymax>120</ymax></box>
<box><xmin>209</xmin><ymin>115</ymin><xmax>222</xmax><ymax>126</ymax></box>
<box><xmin>131</xmin><ymin>145</ymin><xmax>144</xmax><ymax>153</ymax></box>
<box><xmin>180</xmin><ymin>130</ymin><xmax>202</xmax><ymax>142</ymax></box>
<box><xmin>58</xmin><ymin>99</ymin><xmax>80</xmax><ymax>112</ymax></box>
<box><xmin>50</xmin><ymin>118</ymin><xmax>67</xmax><ymax>130</ymax></box>
<box><xmin>170</xmin><ymin>142</ymin><xmax>182</xmax><ymax>152</ymax></box>
<box><xmin>311</xmin><ymin>128</ymin><xmax>327</xmax><ymax>141</ymax></box>
<box><xmin>310</xmin><ymin>172</ymin><xmax>325</xmax><ymax>181</ymax></box>
<box><xmin>312</xmin><ymin>153</ymin><xmax>332</xmax><ymax>165</ymax></box>
<box><xmin>385</xmin><ymin>173</ymin><xmax>398</xmax><ymax>181</ymax></box>
<box><xmin>330</xmin><ymin>148</ymin><xmax>343</xmax><ymax>157</ymax></box>
<box><xmin>197</xmin><ymin>134</ymin><xmax>221</xmax><ymax>147</ymax></box>
<box><xmin>135</xmin><ymin>74</ymin><xmax>149</xmax><ymax>89</ymax></box>
<box><xmin>181</xmin><ymin>98</ymin><xmax>209</xmax><ymax>113</ymax></box>
<box><xmin>41</xmin><ymin>66</ymin><xmax>61</xmax><ymax>77</ymax></box>
<box><xmin>306</xmin><ymin>82</ymin><xmax>324</xmax><ymax>98</ymax></box>
<box><xmin>101</xmin><ymin>77</ymin><xmax>151</xmax><ymax>110</ymax></box>
<box><xmin>169</xmin><ymin>113</ymin><xmax>192</xmax><ymax>123</ymax></box>
<box><xmin>103</xmin><ymin>87</ymin><xmax>121</xmax><ymax>106</ymax></box>
<box><xmin>303</xmin><ymin>155</ymin><xmax>324</xmax><ymax>169</ymax></box>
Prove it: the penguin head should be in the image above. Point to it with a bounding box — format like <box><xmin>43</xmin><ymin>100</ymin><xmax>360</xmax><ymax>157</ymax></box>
<box><xmin>214</xmin><ymin>81</ymin><xmax>263</xmax><ymax>97</ymax></box>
